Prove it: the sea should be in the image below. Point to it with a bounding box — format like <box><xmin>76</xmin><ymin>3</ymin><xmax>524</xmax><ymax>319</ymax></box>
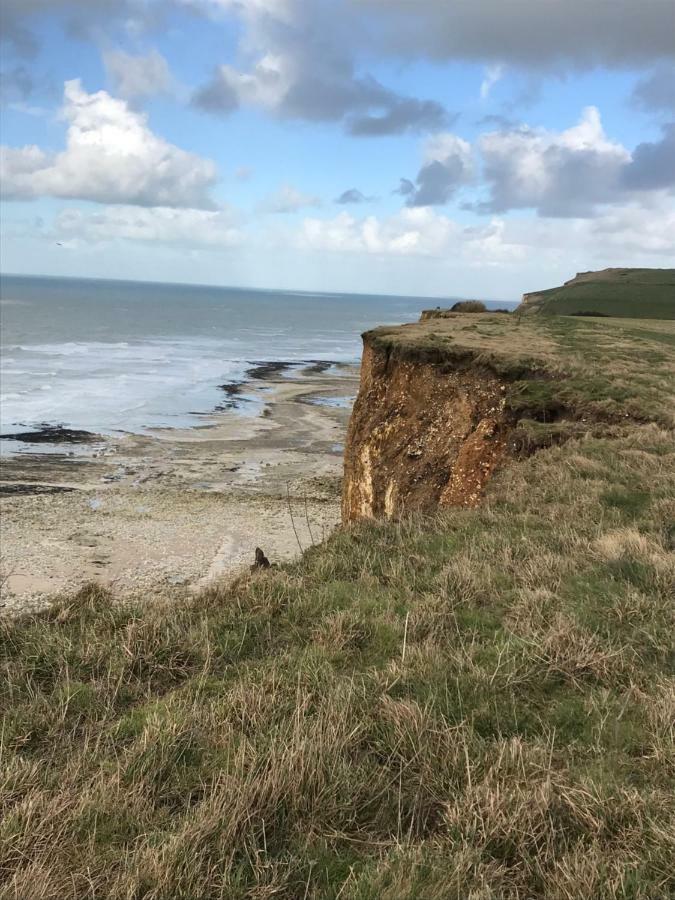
<box><xmin>0</xmin><ymin>274</ymin><xmax>517</xmax><ymax>444</ymax></box>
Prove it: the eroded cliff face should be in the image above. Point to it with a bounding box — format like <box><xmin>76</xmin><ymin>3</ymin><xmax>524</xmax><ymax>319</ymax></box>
<box><xmin>342</xmin><ymin>339</ymin><xmax>510</xmax><ymax>522</ymax></box>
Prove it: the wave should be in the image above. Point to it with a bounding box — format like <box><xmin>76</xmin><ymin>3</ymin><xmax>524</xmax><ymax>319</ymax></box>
<box><xmin>0</xmin><ymin>281</ymin><xmax>430</xmax><ymax>437</ymax></box>
<box><xmin>1</xmin><ymin>338</ymin><xmax>252</xmax><ymax>434</ymax></box>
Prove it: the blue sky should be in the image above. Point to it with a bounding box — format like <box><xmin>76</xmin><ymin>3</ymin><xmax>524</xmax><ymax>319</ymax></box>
<box><xmin>1</xmin><ymin>0</ymin><xmax>674</xmax><ymax>300</ymax></box>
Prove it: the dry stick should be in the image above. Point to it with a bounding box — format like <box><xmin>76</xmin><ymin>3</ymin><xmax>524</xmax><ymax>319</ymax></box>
<box><xmin>401</xmin><ymin>611</ymin><xmax>410</xmax><ymax>663</ymax></box>
<box><xmin>334</xmin><ymin>867</ymin><xmax>357</xmax><ymax>900</ymax></box>
<box><xmin>396</xmin><ymin>766</ymin><xmax>403</xmax><ymax>846</ymax></box>
<box><xmin>286</xmin><ymin>482</ymin><xmax>304</xmax><ymax>554</ymax></box>
<box><xmin>303</xmin><ymin>494</ymin><xmax>316</xmax><ymax>544</ymax></box>
<box><xmin>303</xmin><ymin>860</ymin><xmax>316</xmax><ymax>900</ymax></box>
<box><xmin>463</xmin><ymin>737</ymin><xmax>473</xmax><ymax>796</ymax></box>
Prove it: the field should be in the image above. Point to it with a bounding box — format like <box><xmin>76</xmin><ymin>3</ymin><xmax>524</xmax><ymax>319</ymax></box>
<box><xmin>519</xmin><ymin>268</ymin><xmax>675</xmax><ymax>319</ymax></box>
<box><xmin>1</xmin><ymin>314</ymin><xmax>674</xmax><ymax>899</ymax></box>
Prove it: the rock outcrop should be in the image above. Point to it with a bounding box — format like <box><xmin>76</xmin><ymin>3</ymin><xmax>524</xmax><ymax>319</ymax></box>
<box><xmin>342</xmin><ymin>336</ymin><xmax>510</xmax><ymax>522</ymax></box>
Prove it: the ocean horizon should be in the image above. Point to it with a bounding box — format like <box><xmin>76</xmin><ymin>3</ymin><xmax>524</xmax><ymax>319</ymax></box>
<box><xmin>0</xmin><ymin>273</ymin><xmax>518</xmax><ymax>440</ymax></box>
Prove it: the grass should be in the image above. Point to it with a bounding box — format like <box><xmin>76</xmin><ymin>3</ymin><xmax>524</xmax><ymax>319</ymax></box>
<box><xmin>1</xmin><ymin>317</ymin><xmax>675</xmax><ymax>898</ymax></box>
<box><xmin>520</xmin><ymin>269</ymin><xmax>675</xmax><ymax>319</ymax></box>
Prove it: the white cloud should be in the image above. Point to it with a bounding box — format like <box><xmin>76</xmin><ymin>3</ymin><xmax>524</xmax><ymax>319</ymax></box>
<box><xmin>54</xmin><ymin>204</ymin><xmax>242</xmax><ymax>246</ymax></box>
<box><xmin>480</xmin><ymin>64</ymin><xmax>504</xmax><ymax>100</ymax></box>
<box><xmin>0</xmin><ymin>79</ymin><xmax>218</xmax><ymax>207</ymax></box>
<box><xmin>5</xmin><ymin>196</ymin><xmax>673</xmax><ymax>298</ymax></box>
<box><xmin>492</xmin><ymin>197</ymin><xmax>675</xmax><ymax>273</ymax></box>
<box><xmin>262</xmin><ymin>183</ymin><xmax>321</xmax><ymax>213</ymax></box>
<box><xmin>423</xmin><ymin>133</ymin><xmax>471</xmax><ymax>166</ymax></box>
<box><xmin>103</xmin><ymin>48</ymin><xmax>172</xmax><ymax>100</ymax></box>
<box><xmin>479</xmin><ymin>106</ymin><xmax>631</xmax><ymax>216</ymax></box>
<box><xmin>1</xmin><ymin>143</ymin><xmax>49</xmax><ymax>186</ymax></box>
<box><xmin>198</xmin><ymin>59</ymin><xmax>283</xmax><ymax>113</ymax></box>
<box><xmin>294</xmin><ymin>198</ymin><xmax>675</xmax><ymax>265</ymax></box>
<box><xmin>297</xmin><ymin>208</ymin><xmax>524</xmax><ymax>262</ymax></box>
<box><xmin>588</xmin><ymin>196</ymin><xmax>675</xmax><ymax>256</ymax></box>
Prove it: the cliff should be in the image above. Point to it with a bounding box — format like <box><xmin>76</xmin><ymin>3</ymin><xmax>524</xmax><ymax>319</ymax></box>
<box><xmin>342</xmin><ymin>311</ymin><xmax>675</xmax><ymax>522</ymax></box>
<box><xmin>341</xmin><ymin>338</ymin><xmax>509</xmax><ymax>520</ymax></box>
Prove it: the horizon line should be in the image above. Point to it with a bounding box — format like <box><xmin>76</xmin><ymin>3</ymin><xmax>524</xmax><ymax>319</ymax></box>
<box><xmin>0</xmin><ymin>271</ymin><xmax>521</xmax><ymax>305</ymax></box>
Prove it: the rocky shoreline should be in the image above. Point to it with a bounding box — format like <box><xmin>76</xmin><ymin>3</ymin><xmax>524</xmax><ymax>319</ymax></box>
<box><xmin>0</xmin><ymin>361</ymin><xmax>359</xmax><ymax>614</ymax></box>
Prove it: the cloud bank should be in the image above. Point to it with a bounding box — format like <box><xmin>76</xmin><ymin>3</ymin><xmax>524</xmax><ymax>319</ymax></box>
<box><xmin>55</xmin><ymin>204</ymin><xmax>241</xmax><ymax>247</ymax></box>
<box><xmin>358</xmin><ymin>0</ymin><xmax>675</xmax><ymax>68</ymax></box>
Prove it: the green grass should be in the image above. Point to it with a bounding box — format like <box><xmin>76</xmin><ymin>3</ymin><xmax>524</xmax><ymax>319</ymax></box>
<box><xmin>519</xmin><ymin>269</ymin><xmax>675</xmax><ymax>319</ymax></box>
<box><xmin>1</xmin><ymin>316</ymin><xmax>674</xmax><ymax>898</ymax></box>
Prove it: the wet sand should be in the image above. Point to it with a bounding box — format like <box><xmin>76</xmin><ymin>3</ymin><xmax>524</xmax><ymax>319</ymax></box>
<box><xmin>0</xmin><ymin>364</ymin><xmax>359</xmax><ymax>614</ymax></box>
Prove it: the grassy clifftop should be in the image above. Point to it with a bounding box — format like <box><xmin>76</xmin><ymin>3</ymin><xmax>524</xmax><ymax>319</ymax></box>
<box><xmin>518</xmin><ymin>268</ymin><xmax>675</xmax><ymax>319</ymax></box>
<box><xmin>368</xmin><ymin>312</ymin><xmax>675</xmax><ymax>430</ymax></box>
<box><xmin>2</xmin><ymin>315</ymin><xmax>674</xmax><ymax>898</ymax></box>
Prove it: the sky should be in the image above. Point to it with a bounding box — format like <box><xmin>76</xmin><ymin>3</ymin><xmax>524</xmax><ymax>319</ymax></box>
<box><xmin>1</xmin><ymin>0</ymin><xmax>674</xmax><ymax>300</ymax></box>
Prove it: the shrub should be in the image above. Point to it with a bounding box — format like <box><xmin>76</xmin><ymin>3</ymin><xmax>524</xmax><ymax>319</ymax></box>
<box><xmin>450</xmin><ymin>300</ymin><xmax>487</xmax><ymax>312</ymax></box>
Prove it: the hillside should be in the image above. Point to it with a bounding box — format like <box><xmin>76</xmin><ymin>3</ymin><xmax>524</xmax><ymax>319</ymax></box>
<box><xmin>519</xmin><ymin>268</ymin><xmax>675</xmax><ymax>318</ymax></box>
<box><xmin>2</xmin><ymin>314</ymin><xmax>674</xmax><ymax>898</ymax></box>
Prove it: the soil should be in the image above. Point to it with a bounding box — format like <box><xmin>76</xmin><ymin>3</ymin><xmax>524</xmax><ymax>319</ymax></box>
<box><xmin>342</xmin><ymin>339</ymin><xmax>509</xmax><ymax>521</ymax></box>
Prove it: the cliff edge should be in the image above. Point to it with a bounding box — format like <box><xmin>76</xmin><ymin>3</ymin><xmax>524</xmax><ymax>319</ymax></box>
<box><xmin>342</xmin><ymin>311</ymin><xmax>675</xmax><ymax>522</ymax></box>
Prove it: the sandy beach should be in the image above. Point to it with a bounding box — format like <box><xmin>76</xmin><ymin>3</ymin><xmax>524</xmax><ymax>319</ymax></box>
<box><xmin>0</xmin><ymin>362</ymin><xmax>359</xmax><ymax>614</ymax></box>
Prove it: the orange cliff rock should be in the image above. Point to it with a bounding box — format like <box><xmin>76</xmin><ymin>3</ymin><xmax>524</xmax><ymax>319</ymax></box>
<box><xmin>341</xmin><ymin>336</ymin><xmax>510</xmax><ymax>522</ymax></box>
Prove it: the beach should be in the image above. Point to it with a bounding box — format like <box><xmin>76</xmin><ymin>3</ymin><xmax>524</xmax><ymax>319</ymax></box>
<box><xmin>0</xmin><ymin>362</ymin><xmax>359</xmax><ymax>613</ymax></box>
<box><xmin>0</xmin><ymin>275</ymin><xmax>461</xmax><ymax>615</ymax></box>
